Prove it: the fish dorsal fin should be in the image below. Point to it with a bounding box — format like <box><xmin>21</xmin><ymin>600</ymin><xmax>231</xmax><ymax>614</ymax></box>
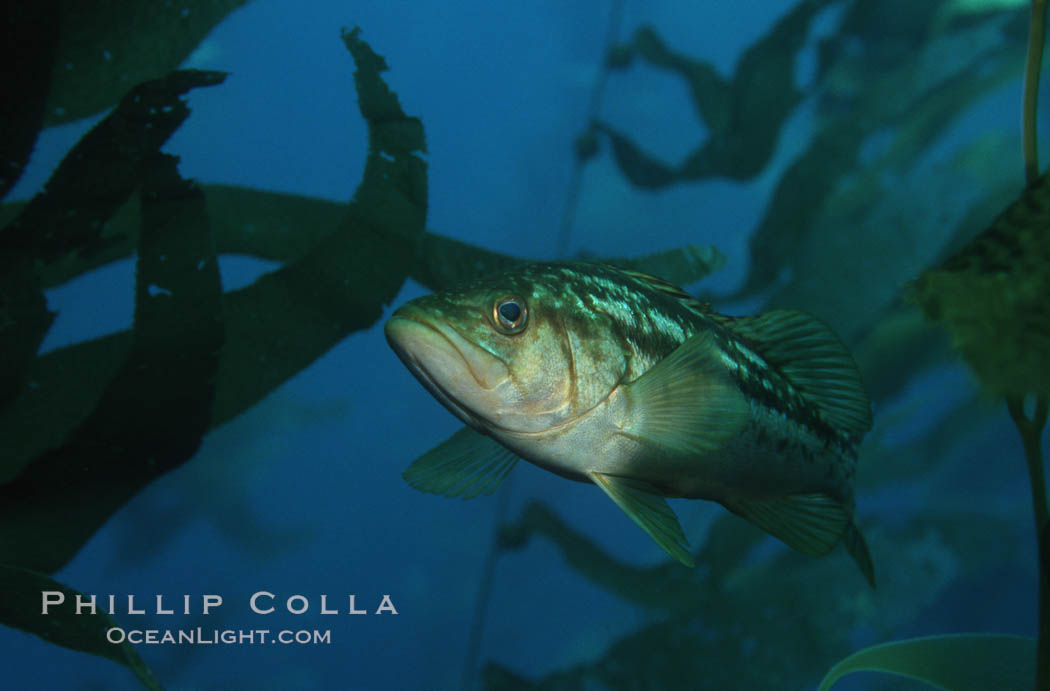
<box><xmin>590</xmin><ymin>472</ymin><xmax>694</xmax><ymax>567</ymax></box>
<box><xmin>732</xmin><ymin>493</ymin><xmax>848</xmax><ymax>557</ymax></box>
<box><xmin>403</xmin><ymin>426</ymin><xmax>518</xmax><ymax>499</ymax></box>
<box><xmin>620</xmin><ymin>269</ymin><xmax>694</xmax><ymax>301</ymax></box>
<box><xmin>722</xmin><ymin>310</ymin><xmax>872</xmax><ymax>438</ymax></box>
<box><xmin>622</xmin><ymin>330</ymin><xmax>749</xmax><ymax>455</ymax></box>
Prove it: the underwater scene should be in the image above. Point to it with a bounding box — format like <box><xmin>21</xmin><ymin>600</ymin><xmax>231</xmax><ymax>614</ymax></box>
<box><xmin>2</xmin><ymin>0</ymin><xmax>1049</xmax><ymax>689</ymax></box>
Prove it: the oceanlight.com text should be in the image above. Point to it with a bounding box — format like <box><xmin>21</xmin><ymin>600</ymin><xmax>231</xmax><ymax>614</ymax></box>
<box><xmin>106</xmin><ymin>627</ymin><xmax>331</xmax><ymax>646</ymax></box>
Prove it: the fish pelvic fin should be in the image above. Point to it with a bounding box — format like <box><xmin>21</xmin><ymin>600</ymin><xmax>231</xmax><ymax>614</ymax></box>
<box><xmin>590</xmin><ymin>472</ymin><xmax>694</xmax><ymax>567</ymax></box>
<box><xmin>622</xmin><ymin>330</ymin><xmax>749</xmax><ymax>456</ymax></box>
<box><xmin>718</xmin><ymin>310</ymin><xmax>872</xmax><ymax>439</ymax></box>
<box><xmin>403</xmin><ymin>426</ymin><xmax>518</xmax><ymax>499</ymax></box>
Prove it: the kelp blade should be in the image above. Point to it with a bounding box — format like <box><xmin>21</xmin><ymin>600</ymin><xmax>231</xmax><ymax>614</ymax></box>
<box><xmin>0</xmin><ymin>565</ymin><xmax>162</xmax><ymax>690</ymax></box>
<box><xmin>818</xmin><ymin>634</ymin><xmax>1035</xmax><ymax>691</ymax></box>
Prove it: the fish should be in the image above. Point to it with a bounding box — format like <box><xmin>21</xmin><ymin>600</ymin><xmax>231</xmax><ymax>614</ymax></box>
<box><xmin>384</xmin><ymin>262</ymin><xmax>876</xmax><ymax>585</ymax></box>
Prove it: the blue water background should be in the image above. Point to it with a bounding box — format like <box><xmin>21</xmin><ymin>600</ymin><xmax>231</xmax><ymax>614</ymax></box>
<box><xmin>3</xmin><ymin>1</ymin><xmax>1044</xmax><ymax>689</ymax></box>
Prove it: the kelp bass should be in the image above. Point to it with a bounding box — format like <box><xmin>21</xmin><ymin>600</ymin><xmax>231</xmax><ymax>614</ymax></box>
<box><xmin>385</xmin><ymin>262</ymin><xmax>875</xmax><ymax>585</ymax></box>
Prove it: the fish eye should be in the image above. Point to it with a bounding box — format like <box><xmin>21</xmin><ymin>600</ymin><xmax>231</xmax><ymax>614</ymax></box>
<box><xmin>492</xmin><ymin>296</ymin><xmax>528</xmax><ymax>334</ymax></box>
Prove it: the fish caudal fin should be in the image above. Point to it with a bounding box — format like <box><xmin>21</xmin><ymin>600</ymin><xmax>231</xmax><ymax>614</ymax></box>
<box><xmin>622</xmin><ymin>330</ymin><xmax>749</xmax><ymax>456</ymax></box>
<box><xmin>590</xmin><ymin>472</ymin><xmax>694</xmax><ymax>567</ymax></box>
<box><xmin>403</xmin><ymin>426</ymin><xmax>518</xmax><ymax>499</ymax></box>
<box><xmin>732</xmin><ymin>494</ymin><xmax>876</xmax><ymax>587</ymax></box>
<box><xmin>843</xmin><ymin>518</ymin><xmax>876</xmax><ymax>588</ymax></box>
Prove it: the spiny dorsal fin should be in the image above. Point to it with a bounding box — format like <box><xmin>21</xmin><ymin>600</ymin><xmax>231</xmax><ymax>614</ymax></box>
<box><xmin>721</xmin><ymin>310</ymin><xmax>873</xmax><ymax>438</ymax></box>
<box><xmin>620</xmin><ymin>269</ymin><xmax>695</xmax><ymax>301</ymax></box>
<box><xmin>403</xmin><ymin>426</ymin><xmax>518</xmax><ymax>499</ymax></box>
<box><xmin>622</xmin><ymin>330</ymin><xmax>749</xmax><ymax>456</ymax></box>
<box><xmin>590</xmin><ymin>472</ymin><xmax>694</xmax><ymax>567</ymax></box>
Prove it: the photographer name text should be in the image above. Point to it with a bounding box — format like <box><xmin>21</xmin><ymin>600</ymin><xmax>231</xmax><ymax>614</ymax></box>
<box><xmin>41</xmin><ymin>591</ymin><xmax>398</xmax><ymax>616</ymax></box>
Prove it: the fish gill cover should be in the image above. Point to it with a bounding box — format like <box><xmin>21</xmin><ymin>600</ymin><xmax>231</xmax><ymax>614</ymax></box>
<box><xmin>0</xmin><ymin>0</ymin><xmax>1046</xmax><ymax>689</ymax></box>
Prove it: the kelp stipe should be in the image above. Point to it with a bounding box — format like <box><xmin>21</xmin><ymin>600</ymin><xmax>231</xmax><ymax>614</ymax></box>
<box><xmin>824</xmin><ymin>0</ymin><xmax>1050</xmax><ymax>688</ymax></box>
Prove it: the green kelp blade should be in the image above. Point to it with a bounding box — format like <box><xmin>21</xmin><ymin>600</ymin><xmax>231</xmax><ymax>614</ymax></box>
<box><xmin>817</xmin><ymin>634</ymin><xmax>1036</xmax><ymax>691</ymax></box>
<box><xmin>610</xmin><ymin>244</ymin><xmax>726</xmax><ymax>292</ymax></box>
<box><xmin>44</xmin><ymin>0</ymin><xmax>250</xmax><ymax>126</ymax></box>
<box><xmin>404</xmin><ymin>426</ymin><xmax>519</xmax><ymax>499</ymax></box>
<box><xmin>0</xmin><ymin>564</ymin><xmax>162</xmax><ymax>690</ymax></box>
<box><xmin>912</xmin><ymin>169</ymin><xmax>1050</xmax><ymax>398</ymax></box>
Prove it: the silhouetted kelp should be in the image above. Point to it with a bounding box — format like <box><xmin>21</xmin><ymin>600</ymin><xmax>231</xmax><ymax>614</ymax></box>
<box><xmin>0</xmin><ymin>20</ymin><xmax>719</xmax><ymax>689</ymax></box>
<box><xmin>595</xmin><ymin>0</ymin><xmax>838</xmax><ymax>187</ymax></box>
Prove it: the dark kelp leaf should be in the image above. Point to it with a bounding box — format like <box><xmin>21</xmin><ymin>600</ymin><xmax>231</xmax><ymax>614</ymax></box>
<box><xmin>817</xmin><ymin>634</ymin><xmax>1036</xmax><ymax>691</ymax></box>
<box><xmin>44</xmin><ymin>0</ymin><xmax>250</xmax><ymax>126</ymax></box>
<box><xmin>487</xmin><ymin>508</ymin><xmax>1020</xmax><ymax>690</ymax></box>
<box><xmin>0</xmin><ymin>185</ymin><xmax>343</xmax><ymax>291</ymax></box>
<box><xmin>0</xmin><ymin>253</ymin><xmax>55</xmax><ymax>413</ymax></box>
<box><xmin>410</xmin><ymin>232</ymin><xmax>523</xmax><ymax>291</ymax></box>
<box><xmin>0</xmin><ymin>564</ymin><xmax>162</xmax><ymax>690</ymax></box>
<box><xmin>0</xmin><ymin>1</ymin><xmax>61</xmax><ymax>199</ymax></box>
<box><xmin>858</xmin><ymin>390</ymin><xmax>997</xmax><ymax>489</ymax></box>
<box><xmin>850</xmin><ymin>301</ymin><xmax>954</xmax><ymax>406</ymax></box>
<box><xmin>2</xmin><ymin>69</ymin><xmax>228</xmax><ymax>263</ymax></box>
<box><xmin>1</xmin><ymin>27</ymin><xmax>428</xmax><ymax>483</ymax></box>
<box><xmin>0</xmin><ymin>154</ymin><xmax>224</xmax><ymax>573</ymax></box>
<box><xmin>7</xmin><ymin>179</ymin><xmax>726</xmax><ymax>295</ymax></box>
<box><xmin>606</xmin><ymin>244</ymin><xmax>725</xmax><ymax>289</ymax></box>
<box><xmin>497</xmin><ymin>501</ymin><xmax>714</xmax><ymax>612</ymax></box>
<box><xmin>0</xmin><ymin>29</ymin><xmax>426</xmax><ymax>571</ymax></box>
<box><xmin>912</xmin><ymin>170</ymin><xmax>1050</xmax><ymax>397</ymax></box>
<box><xmin>0</xmin><ymin>70</ymin><xmax>225</xmax><ymax>411</ymax></box>
<box><xmin>413</xmin><ymin>235</ymin><xmax>724</xmax><ymax>294</ymax></box>
<box><xmin>593</xmin><ymin>123</ymin><xmax>677</xmax><ymax>189</ymax></box>
<box><xmin>597</xmin><ymin>0</ymin><xmax>835</xmax><ymax>187</ymax></box>
<box><xmin>11</xmin><ymin>189</ymin><xmax>511</xmax><ymax>293</ymax></box>
<box><xmin>0</xmin><ymin>25</ymin><xmax>721</xmax><ymax>482</ymax></box>
<box><xmin>738</xmin><ymin>4</ymin><xmax>1025</xmax><ymax>318</ymax></box>
<box><xmin>758</xmin><ymin>65</ymin><xmax>1024</xmax><ymax>344</ymax></box>
<box><xmin>208</xmin><ymin>26</ymin><xmax>428</xmax><ymax>425</ymax></box>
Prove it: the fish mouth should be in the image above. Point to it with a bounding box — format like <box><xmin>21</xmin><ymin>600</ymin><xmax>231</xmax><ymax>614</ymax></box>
<box><xmin>385</xmin><ymin>308</ymin><xmax>510</xmax><ymax>429</ymax></box>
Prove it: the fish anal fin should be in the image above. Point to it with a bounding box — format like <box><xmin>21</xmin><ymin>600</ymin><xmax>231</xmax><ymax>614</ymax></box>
<box><xmin>721</xmin><ymin>310</ymin><xmax>873</xmax><ymax>438</ymax></box>
<box><xmin>590</xmin><ymin>472</ymin><xmax>694</xmax><ymax>567</ymax></box>
<box><xmin>403</xmin><ymin>426</ymin><xmax>518</xmax><ymax>499</ymax></box>
<box><xmin>623</xmin><ymin>330</ymin><xmax>749</xmax><ymax>456</ymax></box>
<box><xmin>731</xmin><ymin>493</ymin><xmax>848</xmax><ymax>557</ymax></box>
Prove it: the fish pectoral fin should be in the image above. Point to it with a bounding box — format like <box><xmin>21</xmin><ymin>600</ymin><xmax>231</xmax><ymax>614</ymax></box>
<box><xmin>731</xmin><ymin>493</ymin><xmax>848</xmax><ymax>557</ymax></box>
<box><xmin>622</xmin><ymin>330</ymin><xmax>749</xmax><ymax>456</ymax></box>
<box><xmin>403</xmin><ymin>426</ymin><xmax>518</xmax><ymax>499</ymax></box>
<box><xmin>717</xmin><ymin>310</ymin><xmax>872</xmax><ymax>438</ymax></box>
<box><xmin>590</xmin><ymin>472</ymin><xmax>694</xmax><ymax>567</ymax></box>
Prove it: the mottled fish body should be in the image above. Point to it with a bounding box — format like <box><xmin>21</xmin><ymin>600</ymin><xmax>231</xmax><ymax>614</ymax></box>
<box><xmin>385</xmin><ymin>262</ymin><xmax>875</xmax><ymax>585</ymax></box>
